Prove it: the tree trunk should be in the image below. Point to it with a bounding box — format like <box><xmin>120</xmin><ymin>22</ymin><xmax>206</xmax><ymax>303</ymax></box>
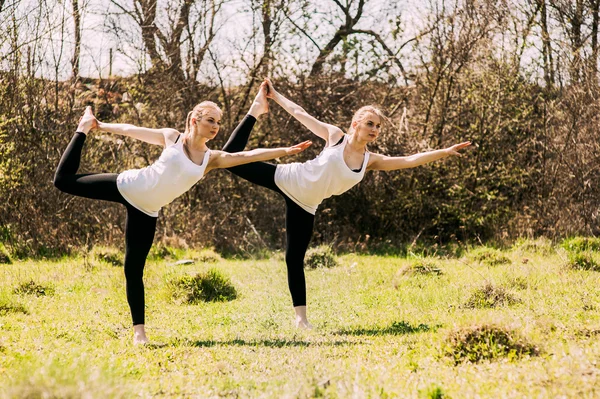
<box><xmin>591</xmin><ymin>0</ymin><xmax>599</xmax><ymax>78</ymax></box>
<box><xmin>539</xmin><ymin>0</ymin><xmax>554</xmax><ymax>87</ymax></box>
<box><xmin>71</xmin><ymin>0</ymin><xmax>81</xmax><ymax>81</ymax></box>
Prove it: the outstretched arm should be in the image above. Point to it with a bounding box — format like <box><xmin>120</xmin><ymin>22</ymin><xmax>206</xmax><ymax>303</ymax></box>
<box><xmin>368</xmin><ymin>142</ymin><xmax>471</xmax><ymax>171</ymax></box>
<box><xmin>208</xmin><ymin>140</ymin><xmax>313</xmax><ymax>171</ymax></box>
<box><xmin>265</xmin><ymin>78</ymin><xmax>343</xmax><ymax>144</ymax></box>
<box><xmin>95</xmin><ymin>121</ymin><xmax>180</xmax><ymax>147</ymax></box>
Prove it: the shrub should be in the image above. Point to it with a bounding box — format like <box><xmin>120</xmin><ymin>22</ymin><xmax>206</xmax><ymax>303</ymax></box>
<box><xmin>561</xmin><ymin>237</ymin><xmax>600</xmax><ymax>253</ymax></box>
<box><xmin>467</xmin><ymin>247</ymin><xmax>511</xmax><ymax>266</ymax></box>
<box><xmin>305</xmin><ymin>245</ymin><xmax>338</xmax><ymax>269</ymax></box>
<box><xmin>566</xmin><ymin>252</ymin><xmax>600</xmax><ymax>272</ymax></box>
<box><xmin>90</xmin><ymin>246</ymin><xmax>123</xmax><ymax>267</ymax></box>
<box><xmin>463</xmin><ymin>283</ymin><xmax>519</xmax><ymax>309</ymax></box>
<box><xmin>0</xmin><ymin>243</ymin><xmax>11</xmax><ymax>264</ymax></box>
<box><xmin>400</xmin><ymin>259</ymin><xmax>443</xmax><ymax>276</ymax></box>
<box><xmin>444</xmin><ymin>325</ymin><xmax>539</xmax><ymax>364</ymax></box>
<box><xmin>170</xmin><ymin>269</ymin><xmax>237</xmax><ymax>304</ymax></box>
<box><xmin>13</xmin><ymin>280</ymin><xmax>55</xmax><ymax>297</ymax></box>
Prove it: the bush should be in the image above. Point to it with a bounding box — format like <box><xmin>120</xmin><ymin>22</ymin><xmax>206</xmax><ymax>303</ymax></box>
<box><xmin>170</xmin><ymin>269</ymin><xmax>237</xmax><ymax>304</ymax></box>
<box><xmin>400</xmin><ymin>259</ymin><xmax>443</xmax><ymax>276</ymax></box>
<box><xmin>444</xmin><ymin>325</ymin><xmax>539</xmax><ymax>364</ymax></box>
<box><xmin>13</xmin><ymin>280</ymin><xmax>55</xmax><ymax>297</ymax></box>
<box><xmin>566</xmin><ymin>252</ymin><xmax>600</xmax><ymax>272</ymax></box>
<box><xmin>90</xmin><ymin>246</ymin><xmax>123</xmax><ymax>267</ymax></box>
<box><xmin>561</xmin><ymin>237</ymin><xmax>600</xmax><ymax>253</ymax></box>
<box><xmin>463</xmin><ymin>283</ymin><xmax>519</xmax><ymax>309</ymax></box>
<box><xmin>467</xmin><ymin>247</ymin><xmax>511</xmax><ymax>266</ymax></box>
<box><xmin>305</xmin><ymin>245</ymin><xmax>338</xmax><ymax>269</ymax></box>
<box><xmin>0</xmin><ymin>243</ymin><xmax>11</xmax><ymax>264</ymax></box>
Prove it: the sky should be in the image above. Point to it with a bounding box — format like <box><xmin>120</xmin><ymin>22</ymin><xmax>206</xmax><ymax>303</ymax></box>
<box><xmin>0</xmin><ymin>0</ymin><xmax>425</xmax><ymax>83</ymax></box>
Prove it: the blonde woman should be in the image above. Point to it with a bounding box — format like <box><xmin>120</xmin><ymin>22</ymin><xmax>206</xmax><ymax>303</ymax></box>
<box><xmin>54</xmin><ymin>89</ymin><xmax>311</xmax><ymax>344</ymax></box>
<box><xmin>223</xmin><ymin>79</ymin><xmax>471</xmax><ymax>328</ymax></box>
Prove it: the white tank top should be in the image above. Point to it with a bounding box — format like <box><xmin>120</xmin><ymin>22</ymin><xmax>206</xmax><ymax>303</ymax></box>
<box><xmin>275</xmin><ymin>134</ymin><xmax>370</xmax><ymax>214</ymax></box>
<box><xmin>117</xmin><ymin>138</ymin><xmax>210</xmax><ymax>217</ymax></box>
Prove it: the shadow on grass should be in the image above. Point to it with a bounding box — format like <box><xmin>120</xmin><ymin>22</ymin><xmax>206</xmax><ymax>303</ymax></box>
<box><xmin>153</xmin><ymin>338</ymin><xmax>359</xmax><ymax>349</ymax></box>
<box><xmin>334</xmin><ymin>321</ymin><xmax>440</xmax><ymax>336</ymax></box>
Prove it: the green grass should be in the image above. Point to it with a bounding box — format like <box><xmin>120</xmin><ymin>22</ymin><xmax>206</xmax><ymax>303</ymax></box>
<box><xmin>1</xmin><ymin>244</ymin><xmax>600</xmax><ymax>397</ymax></box>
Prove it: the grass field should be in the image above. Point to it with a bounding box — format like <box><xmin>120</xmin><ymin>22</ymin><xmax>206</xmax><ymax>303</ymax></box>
<box><xmin>1</xmin><ymin>239</ymin><xmax>600</xmax><ymax>398</ymax></box>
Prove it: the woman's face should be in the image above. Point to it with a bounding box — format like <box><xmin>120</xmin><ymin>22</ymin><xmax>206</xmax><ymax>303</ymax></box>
<box><xmin>353</xmin><ymin>112</ymin><xmax>381</xmax><ymax>142</ymax></box>
<box><xmin>192</xmin><ymin>109</ymin><xmax>222</xmax><ymax>140</ymax></box>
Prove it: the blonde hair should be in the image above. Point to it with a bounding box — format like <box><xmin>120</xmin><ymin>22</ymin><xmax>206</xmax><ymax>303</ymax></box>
<box><xmin>348</xmin><ymin>105</ymin><xmax>386</xmax><ymax>135</ymax></box>
<box><xmin>185</xmin><ymin>101</ymin><xmax>223</xmax><ymax>134</ymax></box>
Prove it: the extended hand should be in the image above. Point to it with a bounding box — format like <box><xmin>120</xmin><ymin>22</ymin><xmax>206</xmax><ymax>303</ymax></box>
<box><xmin>264</xmin><ymin>78</ymin><xmax>276</xmax><ymax>99</ymax></box>
<box><xmin>286</xmin><ymin>140</ymin><xmax>312</xmax><ymax>155</ymax></box>
<box><xmin>445</xmin><ymin>141</ymin><xmax>471</xmax><ymax>156</ymax></box>
<box><xmin>76</xmin><ymin>106</ymin><xmax>98</xmax><ymax>134</ymax></box>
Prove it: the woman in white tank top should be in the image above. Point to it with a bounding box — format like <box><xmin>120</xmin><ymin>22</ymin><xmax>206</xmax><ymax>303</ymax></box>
<box><xmin>222</xmin><ymin>79</ymin><xmax>471</xmax><ymax>329</ymax></box>
<box><xmin>54</xmin><ymin>88</ymin><xmax>311</xmax><ymax>344</ymax></box>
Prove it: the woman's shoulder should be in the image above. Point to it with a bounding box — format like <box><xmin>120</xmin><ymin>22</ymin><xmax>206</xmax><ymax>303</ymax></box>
<box><xmin>164</xmin><ymin>129</ymin><xmax>182</xmax><ymax>147</ymax></box>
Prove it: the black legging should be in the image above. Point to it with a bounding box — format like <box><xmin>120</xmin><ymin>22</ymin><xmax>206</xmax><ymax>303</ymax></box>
<box><xmin>224</xmin><ymin>116</ymin><xmax>314</xmax><ymax>307</ymax></box>
<box><xmin>54</xmin><ymin>132</ymin><xmax>156</xmax><ymax>326</ymax></box>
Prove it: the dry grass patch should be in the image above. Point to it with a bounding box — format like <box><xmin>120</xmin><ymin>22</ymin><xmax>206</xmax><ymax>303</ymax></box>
<box><xmin>193</xmin><ymin>248</ymin><xmax>221</xmax><ymax>263</ymax></box>
<box><xmin>467</xmin><ymin>247</ymin><xmax>511</xmax><ymax>266</ymax></box>
<box><xmin>511</xmin><ymin>237</ymin><xmax>555</xmax><ymax>255</ymax></box>
<box><xmin>90</xmin><ymin>246</ymin><xmax>123</xmax><ymax>267</ymax></box>
<box><xmin>0</xmin><ymin>300</ymin><xmax>28</xmax><ymax>315</ymax></box>
<box><xmin>399</xmin><ymin>258</ymin><xmax>443</xmax><ymax>276</ymax></box>
<box><xmin>13</xmin><ymin>280</ymin><xmax>55</xmax><ymax>297</ymax></box>
<box><xmin>444</xmin><ymin>325</ymin><xmax>539</xmax><ymax>365</ymax></box>
<box><xmin>561</xmin><ymin>236</ymin><xmax>600</xmax><ymax>252</ymax></box>
<box><xmin>463</xmin><ymin>283</ymin><xmax>519</xmax><ymax>309</ymax></box>
<box><xmin>170</xmin><ymin>269</ymin><xmax>238</xmax><ymax>304</ymax></box>
<box><xmin>305</xmin><ymin>245</ymin><xmax>338</xmax><ymax>269</ymax></box>
<box><xmin>565</xmin><ymin>251</ymin><xmax>600</xmax><ymax>272</ymax></box>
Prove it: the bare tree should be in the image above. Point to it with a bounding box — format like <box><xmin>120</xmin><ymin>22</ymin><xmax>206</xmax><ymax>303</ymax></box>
<box><xmin>106</xmin><ymin>0</ymin><xmax>223</xmax><ymax>82</ymax></box>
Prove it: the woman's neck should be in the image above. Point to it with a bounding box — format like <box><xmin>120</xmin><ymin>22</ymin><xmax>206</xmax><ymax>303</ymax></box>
<box><xmin>185</xmin><ymin>132</ymin><xmax>209</xmax><ymax>152</ymax></box>
<box><xmin>347</xmin><ymin>133</ymin><xmax>368</xmax><ymax>152</ymax></box>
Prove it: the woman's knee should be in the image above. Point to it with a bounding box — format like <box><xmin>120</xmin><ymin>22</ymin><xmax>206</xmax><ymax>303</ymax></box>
<box><xmin>53</xmin><ymin>173</ymin><xmax>75</xmax><ymax>194</ymax></box>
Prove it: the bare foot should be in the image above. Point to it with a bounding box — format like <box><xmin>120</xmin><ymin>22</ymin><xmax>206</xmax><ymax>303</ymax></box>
<box><xmin>294</xmin><ymin>306</ymin><xmax>313</xmax><ymax>329</ymax></box>
<box><xmin>295</xmin><ymin>317</ymin><xmax>313</xmax><ymax>329</ymax></box>
<box><xmin>76</xmin><ymin>106</ymin><xmax>97</xmax><ymax>134</ymax></box>
<box><xmin>133</xmin><ymin>324</ymin><xmax>149</xmax><ymax>345</ymax></box>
